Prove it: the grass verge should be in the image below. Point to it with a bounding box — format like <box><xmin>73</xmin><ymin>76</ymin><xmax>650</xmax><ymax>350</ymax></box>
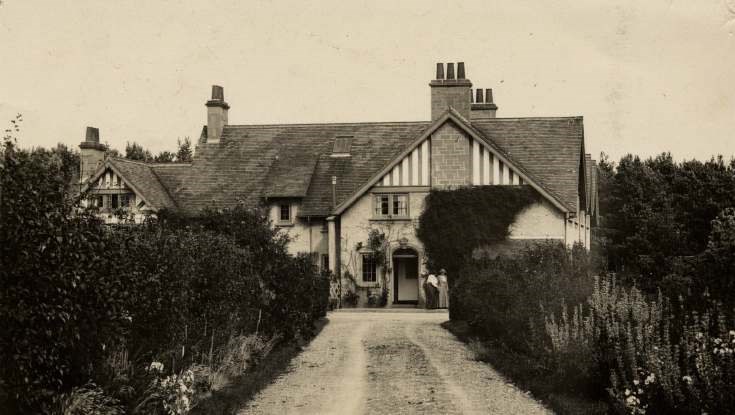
<box><xmin>191</xmin><ymin>318</ymin><xmax>329</xmax><ymax>415</ymax></box>
<box><xmin>441</xmin><ymin>320</ymin><xmax>611</xmax><ymax>415</ymax></box>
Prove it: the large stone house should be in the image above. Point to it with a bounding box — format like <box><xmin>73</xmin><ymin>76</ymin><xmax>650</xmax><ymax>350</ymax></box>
<box><xmin>79</xmin><ymin>62</ymin><xmax>599</xmax><ymax>307</ymax></box>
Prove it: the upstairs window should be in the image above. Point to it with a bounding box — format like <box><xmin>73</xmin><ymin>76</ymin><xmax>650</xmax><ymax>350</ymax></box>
<box><xmin>362</xmin><ymin>254</ymin><xmax>377</xmax><ymax>282</ymax></box>
<box><xmin>373</xmin><ymin>193</ymin><xmax>409</xmax><ymax>219</ymax></box>
<box><xmin>279</xmin><ymin>204</ymin><xmax>291</xmax><ymax>223</ymax></box>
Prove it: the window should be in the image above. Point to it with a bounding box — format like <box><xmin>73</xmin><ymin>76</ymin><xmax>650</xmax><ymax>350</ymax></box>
<box><xmin>95</xmin><ymin>195</ymin><xmax>104</xmax><ymax>208</ymax></box>
<box><xmin>111</xmin><ymin>194</ymin><xmax>119</xmax><ymax>209</ymax></box>
<box><xmin>279</xmin><ymin>204</ymin><xmax>291</xmax><ymax>222</ymax></box>
<box><xmin>120</xmin><ymin>194</ymin><xmax>132</xmax><ymax>208</ymax></box>
<box><xmin>374</xmin><ymin>193</ymin><xmax>409</xmax><ymax>219</ymax></box>
<box><xmin>362</xmin><ymin>254</ymin><xmax>377</xmax><ymax>282</ymax></box>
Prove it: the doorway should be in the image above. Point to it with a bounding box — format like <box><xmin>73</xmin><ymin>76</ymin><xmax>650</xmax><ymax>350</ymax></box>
<box><xmin>392</xmin><ymin>248</ymin><xmax>419</xmax><ymax>304</ymax></box>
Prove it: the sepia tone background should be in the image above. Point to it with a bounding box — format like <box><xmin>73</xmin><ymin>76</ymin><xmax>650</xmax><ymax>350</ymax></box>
<box><xmin>0</xmin><ymin>0</ymin><xmax>733</xmax><ymax>161</ymax></box>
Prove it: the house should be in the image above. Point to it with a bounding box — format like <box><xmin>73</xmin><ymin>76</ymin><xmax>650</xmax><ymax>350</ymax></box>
<box><xmin>79</xmin><ymin>62</ymin><xmax>599</xmax><ymax>307</ymax></box>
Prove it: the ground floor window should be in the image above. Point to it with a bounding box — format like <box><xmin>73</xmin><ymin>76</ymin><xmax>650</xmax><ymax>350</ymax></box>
<box><xmin>362</xmin><ymin>254</ymin><xmax>377</xmax><ymax>282</ymax></box>
<box><xmin>321</xmin><ymin>254</ymin><xmax>329</xmax><ymax>271</ymax></box>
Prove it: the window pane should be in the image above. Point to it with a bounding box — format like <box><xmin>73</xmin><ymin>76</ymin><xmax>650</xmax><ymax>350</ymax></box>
<box><xmin>393</xmin><ymin>194</ymin><xmax>408</xmax><ymax>216</ymax></box>
<box><xmin>380</xmin><ymin>195</ymin><xmax>389</xmax><ymax>215</ymax></box>
<box><xmin>362</xmin><ymin>254</ymin><xmax>377</xmax><ymax>282</ymax></box>
<box><xmin>280</xmin><ymin>204</ymin><xmax>290</xmax><ymax>221</ymax></box>
<box><xmin>111</xmin><ymin>195</ymin><xmax>119</xmax><ymax>209</ymax></box>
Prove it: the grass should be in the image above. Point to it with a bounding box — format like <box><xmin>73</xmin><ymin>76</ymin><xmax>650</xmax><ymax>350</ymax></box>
<box><xmin>190</xmin><ymin>318</ymin><xmax>328</xmax><ymax>415</ymax></box>
<box><xmin>442</xmin><ymin>320</ymin><xmax>612</xmax><ymax>415</ymax></box>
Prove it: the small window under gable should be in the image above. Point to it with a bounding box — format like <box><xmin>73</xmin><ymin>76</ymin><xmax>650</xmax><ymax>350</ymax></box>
<box><xmin>279</xmin><ymin>203</ymin><xmax>291</xmax><ymax>223</ymax></box>
<box><xmin>331</xmin><ymin>136</ymin><xmax>353</xmax><ymax>157</ymax></box>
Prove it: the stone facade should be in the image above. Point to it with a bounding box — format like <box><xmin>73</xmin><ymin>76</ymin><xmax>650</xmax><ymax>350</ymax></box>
<box><xmin>430</xmin><ymin>124</ymin><xmax>471</xmax><ymax>188</ymax></box>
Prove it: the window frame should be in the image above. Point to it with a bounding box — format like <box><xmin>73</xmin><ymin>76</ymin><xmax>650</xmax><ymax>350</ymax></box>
<box><xmin>279</xmin><ymin>203</ymin><xmax>292</xmax><ymax>223</ymax></box>
<box><xmin>361</xmin><ymin>253</ymin><xmax>378</xmax><ymax>283</ymax></box>
<box><xmin>372</xmin><ymin>193</ymin><xmax>410</xmax><ymax>220</ymax></box>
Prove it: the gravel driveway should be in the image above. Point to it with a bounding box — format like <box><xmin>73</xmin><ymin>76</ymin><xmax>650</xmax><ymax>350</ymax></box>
<box><xmin>240</xmin><ymin>310</ymin><xmax>551</xmax><ymax>415</ymax></box>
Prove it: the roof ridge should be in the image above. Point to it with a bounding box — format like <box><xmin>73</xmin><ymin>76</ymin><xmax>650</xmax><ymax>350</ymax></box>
<box><xmin>225</xmin><ymin>120</ymin><xmax>431</xmax><ymax>128</ymax></box>
<box><xmin>473</xmin><ymin>116</ymin><xmax>583</xmax><ymax>121</ymax></box>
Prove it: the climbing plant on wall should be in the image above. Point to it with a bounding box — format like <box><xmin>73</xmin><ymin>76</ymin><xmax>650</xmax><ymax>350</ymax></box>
<box><xmin>416</xmin><ymin>186</ymin><xmax>540</xmax><ymax>280</ymax></box>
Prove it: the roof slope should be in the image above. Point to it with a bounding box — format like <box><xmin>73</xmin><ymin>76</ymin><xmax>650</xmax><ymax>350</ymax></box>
<box><xmin>174</xmin><ymin>122</ymin><xmax>429</xmax><ymax>215</ymax></box>
<box><xmin>159</xmin><ymin>117</ymin><xmax>587</xmax><ymax>216</ymax></box>
<box><xmin>472</xmin><ymin>117</ymin><xmax>584</xmax><ymax>212</ymax></box>
<box><xmin>107</xmin><ymin>158</ymin><xmax>178</xmax><ymax>209</ymax></box>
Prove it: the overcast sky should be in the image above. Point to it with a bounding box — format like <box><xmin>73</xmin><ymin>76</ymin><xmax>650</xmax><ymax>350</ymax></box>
<box><xmin>1</xmin><ymin>0</ymin><xmax>733</xmax><ymax>162</ymax></box>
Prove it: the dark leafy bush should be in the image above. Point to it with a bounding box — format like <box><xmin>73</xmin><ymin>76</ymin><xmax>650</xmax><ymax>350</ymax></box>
<box><xmin>0</xmin><ymin>124</ymin><xmax>329</xmax><ymax>413</ymax></box>
<box><xmin>417</xmin><ymin>186</ymin><xmax>539</xmax><ymax>280</ymax></box>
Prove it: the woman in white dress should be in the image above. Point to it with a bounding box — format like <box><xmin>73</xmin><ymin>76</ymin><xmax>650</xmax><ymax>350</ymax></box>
<box><xmin>437</xmin><ymin>269</ymin><xmax>449</xmax><ymax>309</ymax></box>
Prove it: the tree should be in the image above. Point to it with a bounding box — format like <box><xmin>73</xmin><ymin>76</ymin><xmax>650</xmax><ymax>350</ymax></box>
<box><xmin>154</xmin><ymin>151</ymin><xmax>175</xmax><ymax>163</ymax></box>
<box><xmin>124</xmin><ymin>141</ymin><xmax>152</xmax><ymax>161</ymax></box>
<box><xmin>176</xmin><ymin>137</ymin><xmax>192</xmax><ymax>163</ymax></box>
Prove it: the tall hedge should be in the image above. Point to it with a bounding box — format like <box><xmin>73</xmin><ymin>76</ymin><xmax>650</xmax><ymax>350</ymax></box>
<box><xmin>0</xmin><ymin>132</ymin><xmax>328</xmax><ymax>412</ymax></box>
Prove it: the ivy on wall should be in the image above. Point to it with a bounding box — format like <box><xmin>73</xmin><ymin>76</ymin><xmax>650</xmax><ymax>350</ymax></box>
<box><xmin>416</xmin><ymin>185</ymin><xmax>540</xmax><ymax>279</ymax></box>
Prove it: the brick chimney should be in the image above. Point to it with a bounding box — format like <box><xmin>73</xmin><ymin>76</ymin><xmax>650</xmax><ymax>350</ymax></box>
<box><xmin>79</xmin><ymin>126</ymin><xmax>106</xmax><ymax>183</ymax></box>
<box><xmin>470</xmin><ymin>88</ymin><xmax>498</xmax><ymax>120</ymax></box>
<box><xmin>205</xmin><ymin>85</ymin><xmax>229</xmax><ymax>143</ymax></box>
<box><xmin>430</xmin><ymin>62</ymin><xmax>472</xmax><ymax>120</ymax></box>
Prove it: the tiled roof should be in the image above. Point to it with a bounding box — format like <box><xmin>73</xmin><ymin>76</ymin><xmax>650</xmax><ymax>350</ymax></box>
<box><xmin>107</xmin><ymin>158</ymin><xmax>178</xmax><ymax>210</ymax></box>
<box><xmin>174</xmin><ymin>122</ymin><xmax>430</xmax><ymax>216</ymax></box>
<box><xmin>125</xmin><ymin>117</ymin><xmax>589</xmax><ymax>217</ymax></box>
<box><xmin>151</xmin><ymin>163</ymin><xmax>191</xmax><ymax>197</ymax></box>
<box><xmin>472</xmin><ymin>117</ymin><xmax>584</xmax><ymax>212</ymax></box>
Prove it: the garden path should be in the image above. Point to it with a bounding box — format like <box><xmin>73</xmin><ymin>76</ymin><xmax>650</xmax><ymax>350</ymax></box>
<box><xmin>239</xmin><ymin>310</ymin><xmax>551</xmax><ymax>415</ymax></box>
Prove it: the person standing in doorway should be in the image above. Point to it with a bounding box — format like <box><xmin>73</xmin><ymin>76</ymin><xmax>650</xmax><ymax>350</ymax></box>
<box><xmin>425</xmin><ymin>273</ymin><xmax>439</xmax><ymax>309</ymax></box>
<box><xmin>437</xmin><ymin>269</ymin><xmax>449</xmax><ymax>309</ymax></box>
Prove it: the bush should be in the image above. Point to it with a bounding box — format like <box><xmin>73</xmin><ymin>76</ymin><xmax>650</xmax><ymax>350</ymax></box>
<box><xmin>545</xmin><ymin>276</ymin><xmax>735</xmax><ymax>414</ymax></box>
<box><xmin>450</xmin><ymin>241</ymin><xmax>593</xmax><ymax>355</ymax></box>
<box><xmin>0</xmin><ymin>126</ymin><xmax>329</xmax><ymax>413</ymax></box>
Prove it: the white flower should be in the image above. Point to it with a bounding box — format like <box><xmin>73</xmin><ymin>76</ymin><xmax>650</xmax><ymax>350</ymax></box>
<box><xmin>626</xmin><ymin>395</ymin><xmax>640</xmax><ymax>406</ymax></box>
<box><xmin>645</xmin><ymin>373</ymin><xmax>656</xmax><ymax>385</ymax></box>
<box><xmin>696</xmin><ymin>332</ymin><xmax>704</xmax><ymax>340</ymax></box>
<box><xmin>625</xmin><ymin>388</ymin><xmax>631</xmax><ymax>396</ymax></box>
<box><xmin>148</xmin><ymin>361</ymin><xmax>164</xmax><ymax>373</ymax></box>
<box><xmin>638</xmin><ymin>388</ymin><xmax>643</xmax><ymax>395</ymax></box>
<box><xmin>682</xmin><ymin>375</ymin><xmax>693</xmax><ymax>385</ymax></box>
<box><xmin>715</xmin><ymin>338</ymin><xmax>722</xmax><ymax>345</ymax></box>
<box><xmin>729</xmin><ymin>330</ymin><xmax>735</xmax><ymax>336</ymax></box>
<box><xmin>633</xmin><ymin>379</ymin><xmax>640</xmax><ymax>386</ymax></box>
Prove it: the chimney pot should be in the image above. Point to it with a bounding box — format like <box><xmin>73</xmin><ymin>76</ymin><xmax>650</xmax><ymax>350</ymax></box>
<box><xmin>435</xmin><ymin>63</ymin><xmax>445</xmax><ymax>80</ymax></box>
<box><xmin>457</xmin><ymin>62</ymin><xmax>465</xmax><ymax>79</ymax></box>
<box><xmin>446</xmin><ymin>63</ymin><xmax>455</xmax><ymax>80</ymax></box>
<box><xmin>475</xmin><ymin>89</ymin><xmax>484</xmax><ymax>103</ymax></box>
<box><xmin>85</xmin><ymin>126</ymin><xmax>100</xmax><ymax>143</ymax></box>
<box><xmin>486</xmin><ymin>88</ymin><xmax>494</xmax><ymax>104</ymax></box>
<box><xmin>211</xmin><ymin>85</ymin><xmax>224</xmax><ymax>101</ymax></box>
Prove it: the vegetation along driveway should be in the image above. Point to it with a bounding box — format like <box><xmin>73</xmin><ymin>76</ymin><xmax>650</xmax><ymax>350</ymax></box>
<box><xmin>240</xmin><ymin>310</ymin><xmax>551</xmax><ymax>414</ymax></box>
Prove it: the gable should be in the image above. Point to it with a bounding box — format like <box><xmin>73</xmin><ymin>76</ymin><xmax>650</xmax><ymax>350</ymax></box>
<box><xmin>83</xmin><ymin>158</ymin><xmax>178</xmax><ymax>211</ymax></box>
<box><xmin>336</xmin><ymin>111</ymin><xmax>572</xmax><ymax>215</ymax></box>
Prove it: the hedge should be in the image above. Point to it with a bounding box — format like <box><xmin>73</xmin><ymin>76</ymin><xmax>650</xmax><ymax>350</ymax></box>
<box><xmin>0</xmin><ymin>136</ymin><xmax>329</xmax><ymax>413</ymax></box>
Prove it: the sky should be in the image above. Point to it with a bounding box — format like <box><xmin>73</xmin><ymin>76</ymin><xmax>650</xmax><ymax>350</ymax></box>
<box><xmin>1</xmin><ymin>0</ymin><xmax>734</xmax><ymax>162</ymax></box>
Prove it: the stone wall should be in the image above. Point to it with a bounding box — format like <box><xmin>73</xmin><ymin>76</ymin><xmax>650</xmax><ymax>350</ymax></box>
<box><xmin>430</xmin><ymin>123</ymin><xmax>470</xmax><ymax>188</ymax></box>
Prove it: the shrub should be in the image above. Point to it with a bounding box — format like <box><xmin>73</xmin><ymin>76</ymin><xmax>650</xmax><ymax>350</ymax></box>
<box><xmin>450</xmin><ymin>241</ymin><xmax>593</xmax><ymax>355</ymax></box>
<box><xmin>417</xmin><ymin>186</ymin><xmax>540</xmax><ymax>280</ymax></box>
<box><xmin>544</xmin><ymin>275</ymin><xmax>735</xmax><ymax>414</ymax></box>
<box><xmin>52</xmin><ymin>383</ymin><xmax>125</xmax><ymax>415</ymax></box>
<box><xmin>1</xmin><ymin>125</ymin><xmax>330</xmax><ymax>412</ymax></box>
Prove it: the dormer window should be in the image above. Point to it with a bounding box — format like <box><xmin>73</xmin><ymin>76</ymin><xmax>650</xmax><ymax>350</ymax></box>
<box><xmin>331</xmin><ymin>136</ymin><xmax>353</xmax><ymax>157</ymax></box>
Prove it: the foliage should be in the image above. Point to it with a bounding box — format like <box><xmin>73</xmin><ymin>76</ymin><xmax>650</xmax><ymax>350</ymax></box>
<box><xmin>450</xmin><ymin>241</ymin><xmax>593</xmax><ymax>355</ymax></box>
<box><xmin>176</xmin><ymin>137</ymin><xmax>192</xmax><ymax>163</ymax></box>
<box><xmin>154</xmin><ymin>151</ymin><xmax>176</xmax><ymax>163</ymax></box>
<box><xmin>597</xmin><ymin>152</ymin><xmax>735</xmax><ymax>299</ymax></box>
<box><xmin>0</xmin><ymin>119</ymin><xmax>329</xmax><ymax>412</ymax></box>
<box><xmin>544</xmin><ymin>276</ymin><xmax>735</xmax><ymax>414</ymax></box>
<box><xmin>52</xmin><ymin>383</ymin><xmax>125</xmax><ymax>415</ymax></box>
<box><xmin>417</xmin><ymin>186</ymin><xmax>540</xmax><ymax>279</ymax></box>
<box><xmin>125</xmin><ymin>141</ymin><xmax>153</xmax><ymax>161</ymax></box>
